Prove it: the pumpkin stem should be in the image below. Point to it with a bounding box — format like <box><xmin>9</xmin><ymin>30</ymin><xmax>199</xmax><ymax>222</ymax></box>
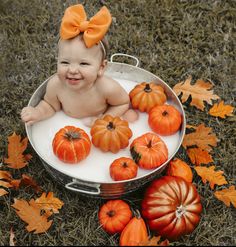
<box><xmin>64</xmin><ymin>131</ymin><xmax>80</xmax><ymax>141</ymax></box>
<box><xmin>162</xmin><ymin>110</ymin><xmax>169</xmax><ymax>116</ymax></box>
<box><xmin>144</xmin><ymin>83</ymin><xmax>152</xmax><ymax>93</ymax></box>
<box><xmin>147</xmin><ymin>140</ymin><xmax>152</xmax><ymax>148</ymax></box>
<box><xmin>107</xmin><ymin>121</ymin><xmax>115</xmax><ymax>130</ymax></box>
<box><xmin>107</xmin><ymin>210</ymin><xmax>115</xmax><ymax>217</ymax></box>
<box><xmin>122</xmin><ymin>162</ymin><xmax>128</xmax><ymax>168</ymax></box>
<box><xmin>176</xmin><ymin>204</ymin><xmax>186</xmax><ymax>218</ymax></box>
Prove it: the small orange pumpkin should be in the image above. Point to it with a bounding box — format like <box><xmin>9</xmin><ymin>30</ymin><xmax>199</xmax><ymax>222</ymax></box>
<box><xmin>52</xmin><ymin>126</ymin><xmax>91</xmax><ymax>164</ymax></box>
<box><xmin>90</xmin><ymin>115</ymin><xmax>132</xmax><ymax>153</ymax></box>
<box><xmin>166</xmin><ymin>158</ymin><xmax>193</xmax><ymax>183</ymax></box>
<box><xmin>130</xmin><ymin>132</ymin><xmax>168</xmax><ymax>169</ymax></box>
<box><xmin>148</xmin><ymin>104</ymin><xmax>182</xmax><ymax>135</ymax></box>
<box><xmin>119</xmin><ymin>211</ymin><xmax>148</xmax><ymax>246</ymax></box>
<box><xmin>110</xmin><ymin>157</ymin><xmax>138</xmax><ymax>181</ymax></box>
<box><xmin>98</xmin><ymin>199</ymin><xmax>132</xmax><ymax>235</ymax></box>
<box><xmin>129</xmin><ymin>82</ymin><xmax>167</xmax><ymax>112</ymax></box>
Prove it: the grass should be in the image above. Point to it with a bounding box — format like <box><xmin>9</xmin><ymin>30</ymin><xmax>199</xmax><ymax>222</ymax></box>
<box><xmin>1</xmin><ymin>0</ymin><xmax>236</xmax><ymax>245</ymax></box>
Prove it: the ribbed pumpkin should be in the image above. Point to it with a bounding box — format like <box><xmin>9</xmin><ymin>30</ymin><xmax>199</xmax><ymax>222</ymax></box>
<box><xmin>130</xmin><ymin>132</ymin><xmax>168</xmax><ymax>169</ymax></box>
<box><xmin>129</xmin><ymin>82</ymin><xmax>167</xmax><ymax>112</ymax></box>
<box><xmin>110</xmin><ymin>157</ymin><xmax>138</xmax><ymax>181</ymax></box>
<box><xmin>52</xmin><ymin>126</ymin><xmax>91</xmax><ymax>164</ymax></box>
<box><xmin>148</xmin><ymin>104</ymin><xmax>182</xmax><ymax>135</ymax></box>
<box><xmin>98</xmin><ymin>199</ymin><xmax>132</xmax><ymax>235</ymax></box>
<box><xmin>141</xmin><ymin>176</ymin><xmax>202</xmax><ymax>240</ymax></box>
<box><xmin>119</xmin><ymin>211</ymin><xmax>148</xmax><ymax>246</ymax></box>
<box><xmin>90</xmin><ymin>115</ymin><xmax>132</xmax><ymax>153</ymax></box>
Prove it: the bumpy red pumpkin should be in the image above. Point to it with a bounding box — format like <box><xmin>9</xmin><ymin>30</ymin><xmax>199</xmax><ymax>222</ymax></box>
<box><xmin>148</xmin><ymin>104</ymin><xmax>182</xmax><ymax>135</ymax></box>
<box><xmin>98</xmin><ymin>199</ymin><xmax>132</xmax><ymax>235</ymax></box>
<box><xmin>129</xmin><ymin>82</ymin><xmax>167</xmax><ymax>112</ymax></box>
<box><xmin>130</xmin><ymin>132</ymin><xmax>168</xmax><ymax>169</ymax></box>
<box><xmin>90</xmin><ymin>115</ymin><xmax>132</xmax><ymax>153</ymax></box>
<box><xmin>52</xmin><ymin>126</ymin><xmax>91</xmax><ymax>163</ymax></box>
<box><xmin>119</xmin><ymin>211</ymin><xmax>148</xmax><ymax>246</ymax></box>
<box><xmin>141</xmin><ymin>176</ymin><xmax>202</xmax><ymax>240</ymax></box>
<box><xmin>110</xmin><ymin>157</ymin><xmax>138</xmax><ymax>181</ymax></box>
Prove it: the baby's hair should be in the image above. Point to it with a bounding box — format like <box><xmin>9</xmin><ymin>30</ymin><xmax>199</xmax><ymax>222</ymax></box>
<box><xmin>100</xmin><ymin>35</ymin><xmax>109</xmax><ymax>60</ymax></box>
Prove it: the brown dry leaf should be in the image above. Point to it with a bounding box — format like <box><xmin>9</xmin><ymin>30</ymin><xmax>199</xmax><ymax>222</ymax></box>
<box><xmin>20</xmin><ymin>174</ymin><xmax>42</xmax><ymax>193</ymax></box>
<box><xmin>182</xmin><ymin>123</ymin><xmax>219</xmax><ymax>151</ymax></box>
<box><xmin>35</xmin><ymin>192</ymin><xmax>64</xmax><ymax>214</ymax></box>
<box><xmin>139</xmin><ymin>236</ymin><xmax>169</xmax><ymax>246</ymax></box>
<box><xmin>214</xmin><ymin>186</ymin><xmax>236</xmax><ymax>208</ymax></box>
<box><xmin>209</xmin><ymin>100</ymin><xmax>234</xmax><ymax>118</ymax></box>
<box><xmin>0</xmin><ymin>188</ymin><xmax>9</xmax><ymax>196</ymax></box>
<box><xmin>0</xmin><ymin>180</ymin><xmax>13</xmax><ymax>189</ymax></box>
<box><xmin>194</xmin><ymin>166</ymin><xmax>228</xmax><ymax>189</ymax></box>
<box><xmin>173</xmin><ymin>76</ymin><xmax>220</xmax><ymax>110</ymax></box>
<box><xmin>11</xmin><ymin>198</ymin><xmax>53</xmax><ymax>234</ymax></box>
<box><xmin>187</xmin><ymin>147</ymin><xmax>213</xmax><ymax>165</ymax></box>
<box><xmin>4</xmin><ymin>132</ymin><xmax>32</xmax><ymax>169</ymax></box>
<box><xmin>0</xmin><ymin>170</ymin><xmax>12</xmax><ymax>180</ymax></box>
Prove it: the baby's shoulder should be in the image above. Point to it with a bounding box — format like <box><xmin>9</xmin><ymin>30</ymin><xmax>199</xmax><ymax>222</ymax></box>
<box><xmin>96</xmin><ymin>75</ymin><xmax>120</xmax><ymax>91</ymax></box>
<box><xmin>46</xmin><ymin>74</ymin><xmax>61</xmax><ymax>90</ymax></box>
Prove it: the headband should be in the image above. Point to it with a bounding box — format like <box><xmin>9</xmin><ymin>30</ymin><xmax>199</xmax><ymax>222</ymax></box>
<box><xmin>60</xmin><ymin>4</ymin><xmax>112</xmax><ymax>49</ymax></box>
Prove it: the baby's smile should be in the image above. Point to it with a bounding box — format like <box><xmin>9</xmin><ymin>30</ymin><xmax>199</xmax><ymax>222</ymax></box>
<box><xmin>66</xmin><ymin>77</ymin><xmax>81</xmax><ymax>85</ymax></box>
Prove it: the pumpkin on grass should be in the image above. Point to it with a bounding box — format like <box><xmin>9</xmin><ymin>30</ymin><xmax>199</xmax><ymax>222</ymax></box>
<box><xmin>148</xmin><ymin>104</ymin><xmax>182</xmax><ymax>135</ymax></box>
<box><xmin>110</xmin><ymin>157</ymin><xmax>138</xmax><ymax>181</ymax></box>
<box><xmin>166</xmin><ymin>158</ymin><xmax>193</xmax><ymax>183</ymax></box>
<box><xmin>141</xmin><ymin>176</ymin><xmax>202</xmax><ymax>240</ymax></box>
<box><xmin>90</xmin><ymin>115</ymin><xmax>132</xmax><ymax>153</ymax></box>
<box><xmin>129</xmin><ymin>82</ymin><xmax>167</xmax><ymax>112</ymax></box>
<box><xmin>98</xmin><ymin>199</ymin><xmax>132</xmax><ymax>235</ymax></box>
<box><xmin>52</xmin><ymin>126</ymin><xmax>91</xmax><ymax>164</ymax></box>
<box><xmin>130</xmin><ymin>132</ymin><xmax>168</xmax><ymax>169</ymax></box>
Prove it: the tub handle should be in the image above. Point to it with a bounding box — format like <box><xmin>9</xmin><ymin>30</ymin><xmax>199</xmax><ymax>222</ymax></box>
<box><xmin>110</xmin><ymin>53</ymin><xmax>139</xmax><ymax>67</ymax></box>
<box><xmin>65</xmin><ymin>179</ymin><xmax>101</xmax><ymax>195</ymax></box>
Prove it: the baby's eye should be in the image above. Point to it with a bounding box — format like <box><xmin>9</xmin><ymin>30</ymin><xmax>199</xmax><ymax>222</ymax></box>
<box><xmin>61</xmin><ymin>61</ymin><xmax>69</xmax><ymax>65</ymax></box>
<box><xmin>80</xmin><ymin>62</ymin><xmax>89</xmax><ymax>66</ymax></box>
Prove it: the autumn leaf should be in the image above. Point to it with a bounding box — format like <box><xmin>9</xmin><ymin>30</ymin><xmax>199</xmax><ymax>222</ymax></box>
<box><xmin>0</xmin><ymin>188</ymin><xmax>9</xmax><ymax>196</ymax></box>
<box><xmin>0</xmin><ymin>170</ymin><xmax>12</xmax><ymax>180</ymax></box>
<box><xmin>194</xmin><ymin>166</ymin><xmax>228</xmax><ymax>189</ymax></box>
<box><xmin>4</xmin><ymin>132</ymin><xmax>32</xmax><ymax>169</ymax></box>
<box><xmin>214</xmin><ymin>186</ymin><xmax>236</xmax><ymax>208</ymax></box>
<box><xmin>173</xmin><ymin>76</ymin><xmax>220</xmax><ymax>110</ymax></box>
<box><xmin>20</xmin><ymin>174</ymin><xmax>42</xmax><ymax>193</ymax></box>
<box><xmin>182</xmin><ymin>123</ymin><xmax>219</xmax><ymax>151</ymax></box>
<box><xmin>35</xmin><ymin>192</ymin><xmax>64</xmax><ymax>214</ymax></box>
<box><xmin>187</xmin><ymin>148</ymin><xmax>213</xmax><ymax>165</ymax></box>
<box><xmin>139</xmin><ymin>236</ymin><xmax>169</xmax><ymax>246</ymax></box>
<box><xmin>209</xmin><ymin>100</ymin><xmax>234</xmax><ymax>118</ymax></box>
<box><xmin>12</xmin><ymin>198</ymin><xmax>53</xmax><ymax>234</ymax></box>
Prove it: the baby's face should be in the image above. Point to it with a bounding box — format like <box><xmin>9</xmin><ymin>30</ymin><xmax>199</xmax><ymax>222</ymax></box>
<box><xmin>57</xmin><ymin>36</ymin><xmax>106</xmax><ymax>91</ymax></box>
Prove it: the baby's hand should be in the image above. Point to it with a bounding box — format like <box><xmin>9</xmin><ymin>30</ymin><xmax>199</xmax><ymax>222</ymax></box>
<box><xmin>21</xmin><ymin>106</ymin><xmax>41</xmax><ymax>126</ymax></box>
<box><xmin>81</xmin><ymin>115</ymin><xmax>102</xmax><ymax>128</ymax></box>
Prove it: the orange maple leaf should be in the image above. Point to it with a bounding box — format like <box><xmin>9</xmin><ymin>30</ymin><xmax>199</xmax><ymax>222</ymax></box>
<box><xmin>187</xmin><ymin>147</ymin><xmax>213</xmax><ymax>165</ymax></box>
<box><xmin>139</xmin><ymin>236</ymin><xmax>169</xmax><ymax>246</ymax></box>
<box><xmin>209</xmin><ymin>100</ymin><xmax>234</xmax><ymax>118</ymax></box>
<box><xmin>11</xmin><ymin>198</ymin><xmax>53</xmax><ymax>234</ymax></box>
<box><xmin>194</xmin><ymin>166</ymin><xmax>228</xmax><ymax>189</ymax></box>
<box><xmin>182</xmin><ymin>123</ymin><xmax>219</xmax><ymax>151</ymax></box>
<box><xmin>0</xmin><ymin>188</ymin><xmax>9</xmax><ymax>196</ymax></box>
<box><xmin>214</xmin><ymin>186</ymin><xmax>236</xmax><ymax>208</ymax></box>
<box><xmin>173</xmin><ymin>76</ymin><xmax>220</xmax><ymax>110</ymax></box>
<box><xmin>4</xmin><ymin>132</ymin><xmax>32</xmax><ymax>169</ymax></box>
<box><xmin>34</xmin><ymin>192</ymin><xmax>64</xmax><ymax>214</ymax></box>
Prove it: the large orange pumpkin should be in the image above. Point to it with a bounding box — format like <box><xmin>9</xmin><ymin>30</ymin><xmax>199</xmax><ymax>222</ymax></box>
<box><xmin>130</xmin><ymin>132</ymin><xmax>168</xmax><ymax>169</ymax></box>
<box><xmin>129</xmin><ymin>82</ymin><xmax>167</xmax><ymax>112</ymax></box>
<box><xmin>110</xmin><ymin>157</ymin><xmax>138</xmax><ymax>181</ymax></box>
<box><xmin>148</xmin><ymin>104</ymin><xmax>182</xmax><ymax>135</ymax></box>
<box><xmin>98</xmin><ymin>199</ymin><xmax>132</xmax><ymax>235</ymax></box>
<box><xmin>52</xmin><ymin>126</ymin><xmax>91</xmax><ymax>164</ymax></box>
<box><xmin>141</xmin><ymin>176</ymin><xmax>202</xmax><ymax>240</ymax></box>
<box><xmin>119</xmin><ymin>211</ymin><xmax>148</xmax><ymax>246</ymax></box>
<box><xmin>90</xmin><ymin>115</ymin><xmax>132</xmax><ymax>153</ymax></box>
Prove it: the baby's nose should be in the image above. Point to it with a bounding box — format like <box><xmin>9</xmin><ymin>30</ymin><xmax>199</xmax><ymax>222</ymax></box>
<box><xmin>68</xmin><ymin>64</ymin><xmax>79</xmax><ymax>74</ymax></box>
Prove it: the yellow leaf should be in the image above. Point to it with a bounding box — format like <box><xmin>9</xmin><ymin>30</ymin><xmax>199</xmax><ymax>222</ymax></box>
<box><xmin>182</xmin><ymin>123</ymin><xmax>219</xmax><ymax>151</ymax></box>
<box><xmin>187</xmin><ymin>148</ymin><xmax>213</xmax><ymax>165</ymax></box>
<box><xmin>12</xmin><ymin>198</ymin><xmax>53</xmax><ymax>234</ymax></box>
<box><xmin>214</xmin><ymin>186</ymin><xmax>236</xmax><ymax>208</ymax></box>
<box><xmin>194</xmin><ymin>166</ymin><xmax>228</xmax><ymax>189</ymax></box>
<box><xmin>35</xmin><ymin>192</ymin><xmax>64</xmax><ymax>214</ymax></box>
<box><xmin>209</xmin><ymin>100</ymin><xmax>234</xmax><ymax>118</ymax></box>
<box><xmin>4</xmin><ymin>132</ymin><xmax>31</xmax><ymax>169</ymax></box>
<box><xmin>173</xmin><ymin>76</ymin><xmax>220</xmax><ymax>111</ymax></box>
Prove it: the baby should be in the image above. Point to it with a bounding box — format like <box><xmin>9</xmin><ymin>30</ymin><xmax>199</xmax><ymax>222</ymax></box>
<box><xmin>21</xmin><ymin>4</ymin><xmax>138</xmax><ymax>127</ymax></box>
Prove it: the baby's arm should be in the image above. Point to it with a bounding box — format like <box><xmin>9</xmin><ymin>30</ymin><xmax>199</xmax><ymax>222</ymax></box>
<box><xmin>21</xmin><ymin>76</ymin><xmax>61</xmax><ymax>125</ymax></box>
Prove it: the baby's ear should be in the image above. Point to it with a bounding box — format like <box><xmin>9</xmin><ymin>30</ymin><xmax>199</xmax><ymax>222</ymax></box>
<box><xmin>98</xmin><ymin>59</ymin><xmax>108</xmax><ymax>76</ymax></box>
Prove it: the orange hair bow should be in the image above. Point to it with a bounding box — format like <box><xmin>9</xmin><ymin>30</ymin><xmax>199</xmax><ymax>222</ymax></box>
<box><xmin>60</xmin><ymin>4</ymin><xmax>112</xmax><ymax>48</ymax></box>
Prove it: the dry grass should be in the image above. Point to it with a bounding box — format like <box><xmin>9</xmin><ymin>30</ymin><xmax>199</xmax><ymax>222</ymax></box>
<box><xmin>0</xmin><ymin>0</ymin><xmax>236</xmax><ymax>245</ymax></box>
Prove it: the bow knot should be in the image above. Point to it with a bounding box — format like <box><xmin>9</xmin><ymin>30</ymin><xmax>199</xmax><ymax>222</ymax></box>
<box><xmin>60</xmin><ymin>4</ymin><xmax>112</xmax><ymax>48</ymax></box>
